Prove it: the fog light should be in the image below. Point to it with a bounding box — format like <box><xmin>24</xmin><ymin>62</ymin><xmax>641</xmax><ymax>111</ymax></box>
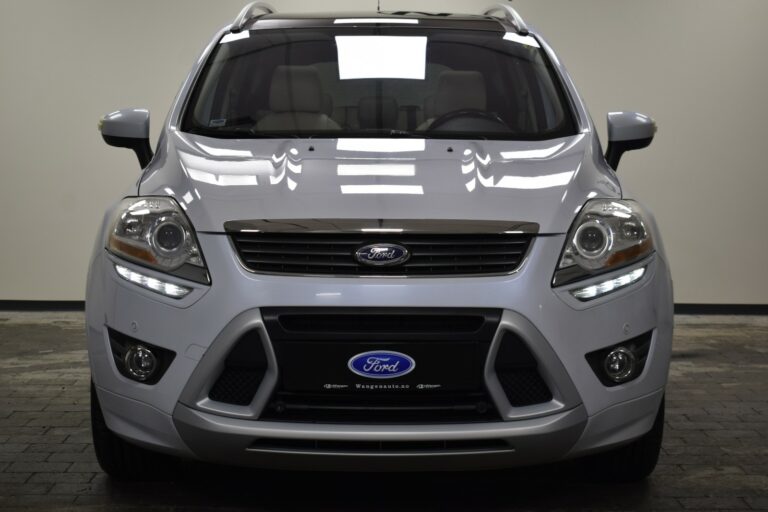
<box><xmin>123</xmin><ymin>345</ymin><xmax>158</xmax><ymax>382</ymax></box>
<box><xmin>108</xmin><ymin>328</ymin><xmax>175</xmax><ymax>385</ymax></box>
<box><xmin>603</xmin><ymin>347</ymin><xmax>637</xmax><ymax>384</ymax></box>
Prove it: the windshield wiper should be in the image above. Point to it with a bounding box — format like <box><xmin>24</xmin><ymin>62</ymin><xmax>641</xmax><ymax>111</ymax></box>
<box><xmin>388</xmin><ymin>130</ymin><xmax>422</xmax><ymax>138</ymax></box>
<box><xmin>188</xmin><ymin>125</ymin><xmax>303</xmax><ymax>139</ymax></box>
<box><xmin>392</xmin><ymin>129</ymin><xmax>489</xmax><ymax>141</ymax></box>
<box><xmin>419</xmin><ymin>130</ymin><xmax>489</xmax><ymax>141</ymax></box>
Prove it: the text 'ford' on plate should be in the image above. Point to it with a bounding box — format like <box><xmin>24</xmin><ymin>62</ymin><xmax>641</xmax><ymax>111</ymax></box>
<box><xmin>354</xmin><ymin>243</ymin><xmax>410</xmax><ymax>267</ymax></box>
<box><xmin>348</xmin><ymin>351</ymin><xmax>416</xmax><ymax>379</ymax></box>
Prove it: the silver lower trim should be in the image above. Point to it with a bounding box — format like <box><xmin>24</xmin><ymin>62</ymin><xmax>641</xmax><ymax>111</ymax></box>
<box><xmin>172</xmin><ymin>403</ymin><xmax>588</xmax><ymax>471</ymax></box>
<box><xmin>485</xmin><ymin>310</ymin><xmax>582</xmax><ymax>420</ymax></box>
<box><xmin>177</xmin><ymin>309</ymin><xmax>277</xmax><ymax>420</ymax></box>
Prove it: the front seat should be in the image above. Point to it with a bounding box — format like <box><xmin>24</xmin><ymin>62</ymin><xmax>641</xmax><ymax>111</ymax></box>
<box><xmin>256</xmin><ymin>66</ymin><xmax>341</xmax><ymax>132</ymax></box>
<box><xmin>419</xmin><ymin>71</ymin><xmax>487</xmax><ymax>130</ymax></box>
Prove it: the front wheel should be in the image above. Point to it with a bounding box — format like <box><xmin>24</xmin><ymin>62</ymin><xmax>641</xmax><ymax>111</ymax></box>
<box><xmin>581</xmin><ymin>396</ymin><xmax>665</xmax><ymax>482</ymax></box>
<box><xmin>90</xmin><ymin>382</ymin><xmax>174</xmax><ymax>480</ymax></box>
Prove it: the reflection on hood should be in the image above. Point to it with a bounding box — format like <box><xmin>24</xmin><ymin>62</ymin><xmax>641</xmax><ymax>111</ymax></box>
<box><xmin>139</xmin><ymin>132</ymin><xmax>620</xmax><ymax>234</ymax></box>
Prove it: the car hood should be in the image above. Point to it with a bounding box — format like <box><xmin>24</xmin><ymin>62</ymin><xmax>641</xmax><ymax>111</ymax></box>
<box><xmin>140</xmin><ymin>131</ymin><xmax>620</xmax><ymax>234</ymax></box>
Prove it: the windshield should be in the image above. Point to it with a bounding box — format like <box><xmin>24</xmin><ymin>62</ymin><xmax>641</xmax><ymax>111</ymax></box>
<box><xmin>181</xmin><ymin>27</ymin><xmax>578</xmax><ymax>140</ymax></box>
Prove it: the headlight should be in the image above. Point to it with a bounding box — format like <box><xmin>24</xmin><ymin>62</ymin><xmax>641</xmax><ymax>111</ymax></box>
<box><xmin>107</xmin><ymin>197</ymin><xmax>209</xmax><ymax>284</ymax></box>
<box><xmin>553</xmin><ymin>199</ymin><xmax>654</xmax><ymax>287</ymax></box>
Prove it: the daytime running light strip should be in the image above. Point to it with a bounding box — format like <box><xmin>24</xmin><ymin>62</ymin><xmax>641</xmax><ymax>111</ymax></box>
<box><xmin>115</xmin><ymin>264</ymin><xmax>191</xmax><ymax>299</ymax></box>
<box><xmin>570</xmin><ymin>267</ymin><xmax>646</xmax><ymax>301</ymax></box>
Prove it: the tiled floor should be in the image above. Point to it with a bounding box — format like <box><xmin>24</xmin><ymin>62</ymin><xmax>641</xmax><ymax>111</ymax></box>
<box><xmin>0</xmin><ymin>312</ymin><xmax>766</xmax><ymax>511</ymax></box>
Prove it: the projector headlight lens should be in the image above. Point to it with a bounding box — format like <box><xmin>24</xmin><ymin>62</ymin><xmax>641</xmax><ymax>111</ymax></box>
<box><xmin>152</xmin><ymin>219</ymin><xmax>186</xmax><ymax>254</ymax></box>
<box><xmin>574</xmin><ymin>220</ymin><xmax>611</xmax><ymax>259</ymax></box>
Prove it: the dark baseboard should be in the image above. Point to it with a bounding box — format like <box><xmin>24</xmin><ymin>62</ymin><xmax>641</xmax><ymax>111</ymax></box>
<box><xmin>0</xmin><ymin>301</ymin><xmax>766</xmax><ymax>315</ymax></box>
<box><xmin>674</xmin><ymin>304</ymin><xmax>768</xmax><ymax>315</ymax></box>
<box><xmin>0</xmin><ymin>301</ymin><xmax>85</xmax><ymax>311</ymax></box>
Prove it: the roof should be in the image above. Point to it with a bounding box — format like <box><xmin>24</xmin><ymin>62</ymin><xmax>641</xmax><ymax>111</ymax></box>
<box><xmin>243</xmin><ymin>11</ymin><xmax>507</xmax><ymax>33</ymax></box>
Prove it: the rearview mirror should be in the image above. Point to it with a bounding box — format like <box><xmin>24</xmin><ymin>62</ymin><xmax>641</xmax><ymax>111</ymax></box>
<box><xmin>605</xmin><ymin>112</ymin><xmax>657</xmax><ymax>170</ymax></box>
<box><xmin>99</xmin><ymin>108</ymin><xmax>154</xmax><ymax>169</ymax></box>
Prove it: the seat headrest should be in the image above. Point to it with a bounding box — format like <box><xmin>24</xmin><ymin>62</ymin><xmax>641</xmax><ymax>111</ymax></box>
<box><xmin>434</xmin><ymin>71</ymin><xmax>487</xmax><ymax>118</ymax></box>
<box><xmin>358</xmin><ymin>96</ymin><xmax>399</xmax><ymax>130</ymax></box>
<box><xmin>269</xmin><ymin>66</ymin><xmax>324</xmax><ymax>113</ymax></box>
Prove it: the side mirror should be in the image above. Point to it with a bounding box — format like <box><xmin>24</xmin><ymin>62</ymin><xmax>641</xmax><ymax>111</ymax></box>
<box><xmin>605</xmin><ymin>112</ymin><xmax>657</xmax><ymax>170</ymax></box>
<box><xmin>99</xmin><ymin>108</ymin><xmax>154</xmax><ymax>169</ymax></box>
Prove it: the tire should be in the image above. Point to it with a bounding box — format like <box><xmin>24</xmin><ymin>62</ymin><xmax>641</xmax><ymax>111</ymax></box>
<box><xmin>581</xmin><ymin>396</ymin><xmax>665</xmax><ymax>482</ymax></box>
<box><xmin>90</xmin><ymin>382</ymin><xmax>174</xmax><ymax>480</ymax></box>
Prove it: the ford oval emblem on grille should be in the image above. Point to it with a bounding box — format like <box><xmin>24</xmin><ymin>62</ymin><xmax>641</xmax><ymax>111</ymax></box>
<box><xmin>348</xmin><ymin>351</ymin><xmax>416</xmax><ymax>379</ymax></box>
<box><xmin>354</xmin><ymin>243</ymin><xmax>410</xmax><ymax>267</ymax></box>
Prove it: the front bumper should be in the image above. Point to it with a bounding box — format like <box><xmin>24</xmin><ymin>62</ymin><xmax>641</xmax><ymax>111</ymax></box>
<box><xmin>86</xmin><ymin>233</ymin><xmax>673</xmax><ymax>469</ymax></box>
<box><xmin>94</xmin><ymin>383</ymin><xmax>663</xmax><ymax>471</ymax></box>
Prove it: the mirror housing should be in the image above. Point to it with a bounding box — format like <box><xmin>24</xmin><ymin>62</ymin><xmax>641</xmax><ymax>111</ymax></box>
<box><xmin>99</xmin><ymin>109</ymin><xmax>154</xmax><ymax>169</ymax></box>
<box><xmin>605</xmin><ymin>112</ymin><xmax>657</xmax><ymax>170</ymax></box>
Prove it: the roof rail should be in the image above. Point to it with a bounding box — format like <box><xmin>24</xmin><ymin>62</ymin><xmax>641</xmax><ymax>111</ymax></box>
<box><xmin>484</xmin><ymin>3</ymin><xmax>529</xmax><ymax>36</ymax></box>
<box><xmin>231</xmin><ymin>2</ymin><xmax>276</xmax><ymax>33</ymax></box>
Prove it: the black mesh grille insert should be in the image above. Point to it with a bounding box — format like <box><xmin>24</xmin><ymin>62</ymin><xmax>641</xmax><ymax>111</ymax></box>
<box><xmin>496</xmin><ymin>370</ymin><xmax>553</xmax><ymax>407</ymax></box>
<box><xmin>276</xmin><ymin>313</ymin><xmax>486</xmax><ymax>334</ymax></box>
<box><xmin>494</xmin><ymin>332</ymin><xmax>553</xmax><ymax>407</ymax></box>
<box><xmin>208</xmin><ymin>330</ymin><xmax>268</xmax><ymax>406</ymax></box>
<box><xmin>208</xmin><ymin>368</ymin><xmax>263</xmax><ymax>406</ymax></box>
<box><xmin>230</xmin><ymin>232</ymin><xmax>534</xmax><ymax>276</ymax></box>
<box><xmin>262</xmin><ymin>392</ymin><xmax>499</xmax><ymax>424</ymax></box>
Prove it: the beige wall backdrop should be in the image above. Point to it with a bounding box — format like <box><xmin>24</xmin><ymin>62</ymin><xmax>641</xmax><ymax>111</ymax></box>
<box><xmin>1</xmin><ymin>0</ymin><xmax>767</xmax><ymax>303</ymax></box>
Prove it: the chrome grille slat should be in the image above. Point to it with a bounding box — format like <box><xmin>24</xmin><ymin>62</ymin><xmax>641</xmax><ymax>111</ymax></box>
<box><xmin>243</xmin><ymin>257</ymin><xmax>361</xmax><ymax>267</ymax></box>
<box><xmin>230</xmin><ymin>230</ymin><xmax>534</xmax><ymax>276</ymax></box>
<box><xmin>238</xmin><ymin>247</ymin><xmax>353</xmax><ymax>256</ymax></box>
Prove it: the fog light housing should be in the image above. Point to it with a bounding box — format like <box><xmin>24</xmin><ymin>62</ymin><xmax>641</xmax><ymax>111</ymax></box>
<box><xmin>585</xmin><ymin>330</ymin><xmax>652</xmax><ymax>387</ymax></box>
<box><xmin>108</xmin><ymin>328</ymin><xmax>175</xmax><ymax>385</ymax></box>
<box><xmin>123</xmin><ymin>345</ymin><xmax>158</xmax><ymax>382</ymax></box>
<box><xmin>603</xmin><ymin>347</ymin><xmax>637</xmax><ymax>383</ymax></box>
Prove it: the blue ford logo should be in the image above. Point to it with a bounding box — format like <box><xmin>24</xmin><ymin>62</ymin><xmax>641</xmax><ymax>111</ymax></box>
<box><xmin>355</xmin><ymin>243</ymin><xmax>410</xmax><ymax>267</ymax></box>
<box><xmin>348</xmin><ymin>351</ymin><xmax>416</xmax><ymax>379</ymax></box>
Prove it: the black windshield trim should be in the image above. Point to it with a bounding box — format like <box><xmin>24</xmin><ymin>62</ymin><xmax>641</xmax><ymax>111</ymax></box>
<box><xmin>182</xmin><ymin>127</ymin><xmax>577</xmax><ymax>142</ymax></box>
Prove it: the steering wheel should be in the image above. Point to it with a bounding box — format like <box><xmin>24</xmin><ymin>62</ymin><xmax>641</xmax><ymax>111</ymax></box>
<box><xmin>427</xmin><ymin>109</ymin><xmax>510</xmax><ymax>132</ymax></box>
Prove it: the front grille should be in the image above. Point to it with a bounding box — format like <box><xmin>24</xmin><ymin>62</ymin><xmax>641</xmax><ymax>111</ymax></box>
<box><xmin>230</xmin><ymin>232</ymin><xmax>534</xmax><ymax>276</ymax></box>
<box><xmin>260</xmin><ymin>308</ymin><xmax>502</xmax><ymax>424</ymax></box>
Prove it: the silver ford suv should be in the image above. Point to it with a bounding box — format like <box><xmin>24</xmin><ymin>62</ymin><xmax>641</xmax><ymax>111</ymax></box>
<box><xmin>88</xmin><ymin>2</ymin><xmax>673</xmax><ymax>482</ymax></box>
